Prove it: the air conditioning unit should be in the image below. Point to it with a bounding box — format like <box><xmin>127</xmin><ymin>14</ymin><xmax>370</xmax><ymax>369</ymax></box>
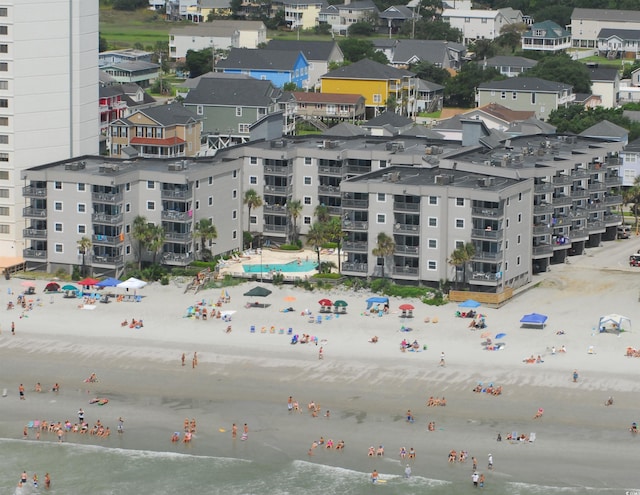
<box><xmin>168</xmin><ymin>163</ymin><xmax>183</xmax><ymax>171</ymax></box>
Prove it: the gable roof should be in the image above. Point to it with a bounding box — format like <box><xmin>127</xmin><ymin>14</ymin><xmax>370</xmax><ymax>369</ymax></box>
<box><xmin>598</xmin><ymin>28</ymin><xmax>640</xmax><ymax>41</ymax></box>
<box><xmin>476</xmin><ymin>103</ymin><xmax>535</xmax><ymax>122</ymax></box>
<box><xmin>264</xmin><ymin>40</ymin><xmax>340</xmax><ymax>61</ymax></box>
<box><xmin>180</xmin><ymin>71</ymin><xmax>254</xmax><ymax>90</ymax></box>
<box><xmin>508</xmin><ymin>117</ymin><xmax>557</xmax><ymax>135</ymax></box>
<box><xmin>477</xmin><ymin>77</ymin><xmax>572</xmax><ymax>93</ymax></box>
<box><xmin>416</xmin><ymin>79</ymin><xmax>444</xmax><ymax>92</ymax></box>
<box><xmin>398</xmin><ymin>125</ymin><xmax>444</xmax><ymax>139</ymax></box>
<box><xmin>579</xmin><ymin>120</ymin><xmax>629</xmax><ymax>140</ymax></box>
<box><xmin>364</xmin><ymin>111</ymin><xmax>413</xmax><ymax>128</ymax></box>
<box><xmin>290</xmin><ymin>91</ymin><xmax>363</xmax><ymax>104</ymax></box>
<box><xmin>199</xmin><ymin>0</ymin><xmax>232</xmax><ymax>7</ymax></box>
<box><xmin>333</xmin><ymin>0</ymin><xmax>378</xmax><ymax>11</ymax></box>
<box><xmin>101</xmin><ymin>61</ymin><xmax>159</xmax><ymax>73</ymax></box>
<box><xmin>588</xmin><ymin>67</ymin><xmax>619</xmax><ymax>82</ymax></box>
<box><xmin>184</xmin><ymin>78</ymin><xmax>281</xmax><ymax>107</ymax></box>
<box><xmin>322</xmin><ymin>122</ymin><xmax>367</xmax><ymax>137</ymax></box>
<box><xmin>572</xmin><ymin>8</ymin><xmax>640</xmax><ymax>23</ymax></box>
<box><xmin>379</xmin><ymin>5</ymin><xmax>415</xmax><ymax>20</ymax></box>
<box><xmin>482</xmin><ymin>56</ymin><xmax>538</xmax><ymax>69</ymax></box>
<box><xmin>390</xmin><ymin>39</ymin><xmax>466</xmax><ymax>65</ymax></box>
<box><xmin>169</xmin><ymin>21</ymin><xmax>265</xmax><ymax>36</ymax></box>
<box><xmin>442</xmin><ymin>9</ymin><xmax>500</xmax><ymax>19</ymax></box>
<box><xmin>523</xmin><ymin>20</ymin><xmax>570</xmax><ymax>39</ymax></box>
<box><xmin>322</xmin><ymin>58</ymin><xmax>414</xmax><ymax>80</ymax></box>
<box><xmin>624</xmin><ymin>136</ymin><xmax>640</xmax><ymax>151</ymax></box>
<box><xmin>216</xmin><ymin>48</ymin><xmax>306</xmax><ymax>71</ymax></box>
<box><xmin>125</xmin><ymin>102</ymin><xmax>201</xmax><ymax>126</ymax></box>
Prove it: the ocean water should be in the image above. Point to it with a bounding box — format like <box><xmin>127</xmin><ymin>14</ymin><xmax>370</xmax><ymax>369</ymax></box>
<box><xmin>0</xmin><ymin>439</ymin><xmax>624</xmax><ymax>495</ymax></box>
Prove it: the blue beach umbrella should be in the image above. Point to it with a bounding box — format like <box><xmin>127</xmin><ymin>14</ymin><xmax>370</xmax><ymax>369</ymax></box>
<box><xmin>459</xmin><ymin>299</ymin><xmax>481</xmax><ymax>308</ymax></box>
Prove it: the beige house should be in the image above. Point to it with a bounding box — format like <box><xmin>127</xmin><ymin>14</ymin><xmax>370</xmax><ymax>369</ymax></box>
<box><xmin>108</xmin><ymin>103</ymin><xmax>203</xmax><ymax>159</ymax></box>
<box><xmin>571</xmin><ymin>8</ymin><xmax>640</xmax><ymax>49</ymax></box>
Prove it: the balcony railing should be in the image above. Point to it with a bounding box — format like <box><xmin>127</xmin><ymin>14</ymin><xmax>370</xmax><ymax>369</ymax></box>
<box><xmin>264</xmin><ymin>184</ymin><xmax>291</xmax><ymax>195</ymax></box>
<box><xmin>394</xmin><ymin>245</ymin><xmax>419</xmax><ymax>255</ymax></box>
<box><xmin>393</xmin><ymin>223</ymin><xmax>419</xmax><ymax>233</ymax></box>
<box><xmin>343</xmin><ymin>241</ymin><xmax>368</xmax><ymax>252</ymax></box>
<box><xmin>92</xmin><ymin>213</ymin><xmax>123</xmax><ymax>224</ymax></box>
<box><xmin>471</xmin><ymin>272</ymin><xmax>499</xmax><ymax>281</ymax></box>
<box><xmin>160</xmin><ymin>189</ymin><xmax>191</xmax><ymax>200</ymax></box>
<box><xmin>162</xmin><ymin>252</ymin><xmax>194</xmax><ymax>265</ymax></box>
<box><xmin>318</xmin><ymin>166</ymin><xmax>343</xmax><ymax>176</ymax></box>
<box><xmin>318</xmin><ymin>185</ymin><xmax>340</xmax><ymax>196</ymax></box>
<box><xmin>605</xmin><ymin>195</ymin><xmax>622</xmax><ymax>205</ymax></box>
<box><xmin>92</xmin><ymin>192</ymin><xmax>123</xmax><ymax>203</ymax></box>
<box><xmin>553</xmin><ymin>175</ymin><xmax>572</xmax><ymax>185</ymax></box>
<box><xmin>342</xmin><ymin>262</ymin><xmax>368</xmax><ymax>273</ymax></box>
<box><xmin>345</xmin><ymin>165</ymin><xmax>371</xmax><ymax>174</ymax></box>
<box><xmin>603</xmin><ymin>214</ymin><xmax>622</xmax><ymax>225</ymax></box>
<box><xmin>534</xmin><ymin>182</ymin><xmax>553</xmax><ymax>193</ymax></box>
<box><xmin>327</xmin><ymin>206</ymin><xmax>342</xmax><ymax>216</ymax></box>
<box><xmin>553</xmin><ymin>196</ymin><xmax>572</xmax><ymax>207</ymax></box>
<box><xmin>533</xmin><ymin>225</ymin><xmax>552</xmax><ymax>235</ymax></box>
<box><xmin>23</xmin><ymin>207</ymin><xmax>47</xmax><ymax>218</ymax></box>
<box><xmin>473</xmin><ymin>251</ymin><xmax>503</xmax><ymax>261</ymax></box>
<box><xmin>571</xmin><ymin>189</ymin><xmax>589</xmax><ymax>199</ymax></box>
<box><xmin>164</xmin><ymin>232</ymin><xmax>192</xmax><ymax>242</ymax></box>
<box><xmin>264</xmin><ymin>224</ymin><xmax>287</xmax><ymax>233</ymax></box>
<box><xmin>264</xmin><ymin>165</ymin><xmax>291</xmax><ymax>176</ymax></box>
<box><xmin>570</xmin><ymin>228</ymin><xmax>588</xmax><ymax>239</ymax></box>
<box><xmin>588</xmin><ymin>182</ymin><xmax>607</xmax><ymax>192</ymax></box>
<box><xmin>23</xmin><ymin>248</ymin><xmax>47</xmax><ymax>259</ymax></box>
<box><xmin>471</xmin><ymin>228</ymin><xmax>503</xmax><ymax>240</ymax></box>
<box><xmin>23</xmin><ymin>186</ymin><xmax>47</xmax><ymax>197</ymax></box>
<box><xmin>572</xmin><ymin>169</ymin><xmax>588</xmax><ymax>179</ymax></box>
<box><xmin>23</xmin><ymin>228</ymin><xmax>47</xmax><ymax>238</ymax></box>
<box><xmin>393</xmin><ymin>202</ymin><xmax>420</xmax><ymax>212</ymax></box>
<box><xmin>92</xmin><ymin>234</ymin><xmax>123</xmax><ymax>245</ymax></box>
<box><xmin>587</xmin><ymin>220</ymin><xmax>605</xmax><ymax>231</ymax></box>
<box><xmin>605</xmin><ymin>176</ymin><xmax>622</xmax><ymax>186</ymax></box>
<box><xmin>532</xmin><ymin>244</ymin><xmax>553</xmax><ymax>256</ymax></box>
<box><xmin>264</xmin><ymin>204</ymin><xmax>287</xmax><ymax>214</ymax></box>
<box><xmin>471</xmin><ymin>207</ymin><xmax>504</xmax><ymax>217</ymax></box>
<box><xmin>342</xmin><ymin>220</ymin><xmax>368</xmax><ymax>230</ymax></box>
<box><xmin>534</xmin><ymin>203</ymin><xmax>553</xmax><ymax>215</ymax></box>
<box><xmin>393</xmin><ymin>266</ymin><xmax>419</xmax><ymax>275</ymax></box>
<box><xmin>92</xmin><ymin>255</ymin><xmax>124</xmax><ymax>265</ymax></box>
<box><xmin>341</xmin><ymin>199</ymin><xmax>368</xmax><ymax>208</ymax></box>
<box><xmin>161</xmin><ymin>211</ymin><xmax>189</xmax><ymax>221</ymax></box>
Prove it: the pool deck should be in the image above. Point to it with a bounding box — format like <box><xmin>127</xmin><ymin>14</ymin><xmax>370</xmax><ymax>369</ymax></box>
<box><xmin>218</xmin><ymin>248</ymin><xmax>343</xmax><ymax>282</ymax></box>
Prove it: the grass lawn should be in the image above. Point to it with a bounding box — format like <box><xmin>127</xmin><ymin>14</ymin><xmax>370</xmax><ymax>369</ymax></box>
<box><xmin>100</xmin><ymin>6</ymin><xmax>172</xmax><ymax>49</ymax></box>
<box><xmin>579</xmin><ymin>55</ymin><xmax>626</xmax><ymax>69</ymax></box>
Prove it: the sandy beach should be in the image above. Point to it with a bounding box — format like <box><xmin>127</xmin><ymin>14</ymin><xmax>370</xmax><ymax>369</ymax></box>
<box><xmin>2</xmin><ymin>237</ymin><xmax>640</xmax><ymax>493</ymax></box>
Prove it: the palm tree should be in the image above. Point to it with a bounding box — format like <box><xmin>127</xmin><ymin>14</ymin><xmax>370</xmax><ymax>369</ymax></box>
<box><xmin>76</xmin><ymin>236</ymin><xmax>92</xmax><ymax>277</ymax></box>
<box><xmin>372</xmin><ymin>232</ymin><xmax>395</xmax><ymax>279</ymax></box>
<box><xmin>448</xmin><ymin>243</ymin><xmax>476</xmax><ymax>287</ymax></box>
<box><xmin>132</xmin><ymin>215</ymin><xmax>150</xmax><ymax>269</ymax></box>
<box><xmin>243</xmin><ymin>189</ymin><xmax>263</xmax><ymax>233</ymax></box>
<box><xmin>623</xmin><ymin>177</ymin><xmax>640</xmax><ymax>230</ymax></box>
<box><xmin>147</xmin><ymin>224</ymin><xmax>166</xmax><ymax>265</ymax></box>
<box><xmin>306</xmin><ymin>222</ymin><xmax>326</xmax><ymax>267</ymax></box>
<box><xmin>193</xmin><ymin>218</ymin><xmax>218</xmax><ymax>261</ymax></box>
<box><xmin>447</xmin><ymin>247</ymin><xmax>465</xmax><ymax>286</ymax></box>
<box><xmin>314</xmin><ymin>204</ymin><xmax>331</xmax><ymax>223</ymax></box>
<box><xmin>287</xmin><ymin>199</ymin><xmax>302</xmax><ymax>245</ymax></box>
<box><xmin>324</xmin><ymin>217</ymin><xmax>345</xmax><ymax>273</ymax></box>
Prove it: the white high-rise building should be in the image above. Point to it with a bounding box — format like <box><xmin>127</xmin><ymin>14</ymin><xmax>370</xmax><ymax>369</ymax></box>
<box><xmin>0</xmin><ymin>0</ymin><xmax>99</xmax><ymax>258</ymax></box>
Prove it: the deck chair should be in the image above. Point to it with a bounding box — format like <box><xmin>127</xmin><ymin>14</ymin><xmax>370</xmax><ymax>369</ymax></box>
<box><xmin>529</xmin><ymin>432</ymin><xmax>536</xmax><ymax>443</ymax></box>
<box><xmin>250</xmin><ymin>325</ymin><xmax>256</xmax><ymax>333</ymax></box>
<box><xmin>509</xmin><ymin>431</ymin><xmax>518</xmax><ymax>443</ymax></box>
<box><xmin>287</xmin><ymin>327</ymin><xmax>293</xmax><ymax>335</ymax></box>
<box><xmin>316</xmin><ymin>315</ymin><xmax>322</xmax><ymax>324</ymax></box>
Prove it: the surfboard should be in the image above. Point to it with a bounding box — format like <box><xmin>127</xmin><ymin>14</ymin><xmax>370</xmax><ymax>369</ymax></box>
<box><xmin>218</xmin><ymin>428</ymin><xmax>226</xmax><ymax>433</ymax></box>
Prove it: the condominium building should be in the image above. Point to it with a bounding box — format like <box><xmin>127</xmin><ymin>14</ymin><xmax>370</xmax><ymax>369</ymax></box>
<box><xmin>0</xmin><ymin>1</ymin><xmax>99</xmax><ymax>258</ymax></box>
<box><xmin>21</xmin><ymin>156</ymin><xmax>243</xmax><ymax>276</ymax></box>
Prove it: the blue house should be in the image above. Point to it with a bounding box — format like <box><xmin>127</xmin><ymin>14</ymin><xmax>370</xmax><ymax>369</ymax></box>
<box><xmin>215</xmin><ymin>48</ymin><xmax>309</xmax><ymax>88</ymax></box>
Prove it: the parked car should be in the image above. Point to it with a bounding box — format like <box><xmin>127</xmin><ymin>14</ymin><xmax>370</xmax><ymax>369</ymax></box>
<box><xmin>618</xmin><ymin>226</ymin><xmax>631</xmax><ymax>239</ymax></box>
<box><xmin>629</xmin><ymin>254</ymin><xmax>640</xmax><ymax>267</ymax></box>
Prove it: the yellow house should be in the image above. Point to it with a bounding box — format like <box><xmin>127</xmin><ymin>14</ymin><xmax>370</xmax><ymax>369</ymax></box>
<box><xmin>186</xmin><ymin>0</ymin><xmax>233</xmax><ymax>21</ymax></box>
<box><xmin>320</xmin><ymin>58</ymin><xmax>417</xmax><ymax>118</ymax></box>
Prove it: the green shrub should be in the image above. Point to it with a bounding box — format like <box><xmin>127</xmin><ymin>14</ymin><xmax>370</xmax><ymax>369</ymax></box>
<box><xmin>321</xmin><ymin>242</ymin><xmax>337</xmax><ymax>249</ymax></box>
<box><xmin>278</xmin><ymin>244</ymin><xmax>302</xmax><ymax>251</ymax></box>
<box><xmin>160</xmin><ymin>276</ymin><xmax>169</xmax><ymax>286</ymax></box>
<box><xmin>272</xmin><ymin>272</ymin><xmax>285</xmax><ymax>285</ymax></box>
<box><xmin>312</xmin><ymin>273</ymin><xmax>341</xmax><ymax>279</ymax></box>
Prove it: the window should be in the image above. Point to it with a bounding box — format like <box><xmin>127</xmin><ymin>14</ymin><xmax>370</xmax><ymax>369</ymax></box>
<box><xmin>77</xmin><ymin>203</ymin><xmax>86</xmax><ymax>213</ymax></box>
<box><xmin>377</xmin><ymin>193</ymin><xmax>386</xmax><ymax>202</ymax></box>
<box><xmin>55</xmin><ymin>244</ymin><xmax>63</xmax><ymax>254</ymax></box>
<box><xmin>232</xmin><ymin>209</ymin><xmax>237</xmax><ymax>219</ymax></box>
<box><xmin>196</xmin><ymin>105</ymin><xmax>203</xmax><ymax>115</ymax></box>
<box><xmin>304</xmin><ymin>196</ymin><xmax>311</xmax><ymax>205</ymax></box>
<box><xmin>232</xmin><ymin>230</ymin><xmax>237</xmax><ymax>239</ymax></box>
<box><xmin>505</xmin><ymin>240</ymin><xmax>508</xmax><ymax>249</ymax></box>
<box><xmin>373</xmin><ymin>94</ymin><xmax>382</xmax><ymax>103</ymax></box>
<box><xmin>376</xmin><ymin>214</ymin><xmax>386</xmax><ymax>224</ymax></box>
<box><xmin>0</xmin><ymin>206</ymin><xmax>8</xmax><ymax>215</ymax></box>
<box><xmin>232</xmin><ymin>189</ymin><xmax>237</xmax><ymax>199</ymax></box>
<box><xmin>456</xmin><ymin>197</ymin><xmax>464</xmax><ymax>206</ymax></box>
<box><xmin>428</xmin><ymin>260</ymin><xmax>437</xmax><ymax>270</ymax></box>
<box><xmin>250</xmin><ymin>157</ymin><xmax>257</xmax><ymax>165</ymax></box>
<box><xmin>0</xmin><ymin>134</ymin><xmax>8</xmax><ymax>144</ymax></box>
<box><xmin>512</xmin><ymin>92</ymin><xmax>517</xmax><ymax>100</ymax></box>
<box><xmin>0</xmin><ymin>155</ymin><xmax>7</xmax><ymax>163</ymax></box>
<box><xmin>0</xmin><ymin>45</ymin><xmax>6</xmax><ymax>54</ymax></box>
<box><xmin>249</xmin><ymin>176</ymin><xmax>257</xmax><ymax>185</ymax></box>
<box><xmin>517</xmin><ymin>234</ymin><xmax>521</xmax><ymax>244</ymax></box>
<box><xmin>464</xmin><ymin>17</ymin><xmax>470</xmax><ymax>22</ymax></box>
<box><xmin>455</xmin><ymin>240</ymin><xmax>464</xmax><ymax>249</ymax></box>
<box><xmin>195</xmin><ymin>180</ymin><xmax>200</xmax><ymax>189</ymax></box>
<box><xmin>77</xmin><ymin>225</ymin><xmax>86</xmax><ymax>234</ymax></box>
<box><xmin>208</xmin><ymin>176</ymin><xmax>213</xmax><ymax>185</ymax></box>
<box><xmin>125</xmin><ymin>183</ymin><xmax>130</xmax><ymax>191</ymax></box>
<box><xmin>0</xmin><ymin>188</ymin><xmax>7</xmax><ymax>198</ymax></box>
<box><xmin>232</xmin><ymin>170</ymin><xmax>238</xmax><ymax>179</ymax></box>
<box><xmin>304</xmin><ymin>216</ymin><xmax>311</xmax><ymax>225</ymax></box>
<box><xmin>126</xmin><ymin>245</ymin><xmax>131</xmax><ymax>255</ymax></box>
<box><xmin>380</xmin><ymin>160</ymin><xmax>387</xmax><ymax>168</ymax></box>
<box><xmin>208</xmin><ymin>196</ymin><xmax>213</xmax><ymax>206</ymax></box>
<box><xmin>0</xmin><ymin>63</ymin><xmax>7</xmax><ymax>72</ymax></box>
<box><xmin>531</xmin><ymin>92</ymin><xmax>536</xmax><ymax>104</ymax></box>
<box><xmin>518</xmin><ymin>213</ymin><xmax>522</xmax><ymax>223</ymax></box>
<box><xmin>54</xmin><ymin>201</ymin><xmax>62</xmax><ymax>212</ymax></box>
<box><xmin>517</xmin><ymin>256</ymin><xmax>521</xmax><ymax>266</ymax></box>
<box><xmin>0</xmin><ymin>117</ymin><xmax>7</xmax><ymax>125</ymax></box>
<box><xmin>54</xmin><ymin>223</ymin><xmax>62</xmax><ymax>233</ymax></box>
<box><xmin>518</xmin><ymin>192</ymin><xmax>522</xmax><ymax>201</ymax></box>
<box><xmin>54</xmin><ymin>181</ymin><xmax>62</xmax><ymax>190</ymax></box>
<box><xmin>250</xmin><ymin>215</ymin><xmax>257</xmax><ymax>224</ymax></box>
<box><xmin>0</xmin><ymin>8</ymin><xmax>7</xmax><ymax>16</ymax></box>
<box><xmin>125</xmin><ymin>224</ymin><xmax>131</xmax><ymax>234</ymax></box>
<box><xmin>455</xmin><ymin>218</ymin><xmax>464</xmax><ymax>228</ymax></box>
<box><xmin>305</xmin><ymin>157</ymin><xmax>312</xmax><ymax>165</ymax></box>
<box><xmin>147</xmin><ymin>181</ymin><xmax>155</xmax><ymax>189</ymax></box>
<box><xmin>429</xmin><ymin>196</ymin><xmax>438</xmax><ymax>205</ymax></box>
<box><xmin>239</xmin><ymin>123</ymin><xmax>250</xmax><ymax>133</ymax></box>
<box><xmin>428</xmin><ymin>239</ymin><xmax>437</xmax><ymax>249</ymax></box>
<box><xmin>506</xmin><ymin>218</ymin><xmax>509</xmax><ymax>228</ymax></box>
<box><xmin>500</xmin><ymin>91</ymin><xmax>506</xmax><ymax>99</ymax></box>
<box><xmin>146</xmin><ymin>201</ymin><xmax>155</xmax><ymax>210</ymax></box>
<box><xmin>125</xmin><ymin>203</ymin><xmax>130</xmax><ymax>212</ymax></box>
<box><xmin>236</xmin><ymin>107</ymin><xmax>242</xmax><ymax>117</ymax></box>
<box><xmin>77</xmin><ymin>183</ymin><xmax>85</xmax><ymax>192</ymax></box>
<box><xmin>0</xmin><ymin>224</ymin><xmax>8</xmax><ymax>233</ymax></box>
<box><xmin>428</xmin><ymin>217</ymin><xmax>437</xmax><ymax>227</ymax></box>
<box><xmin>304</xmin><ymin>176</ymin><xmax>312</xmax><ymax>185</ymax></box>
<box><xmin>195</xmin><ymin>200</ymin><xmax>200</xmax><ymax>210</ymax></box>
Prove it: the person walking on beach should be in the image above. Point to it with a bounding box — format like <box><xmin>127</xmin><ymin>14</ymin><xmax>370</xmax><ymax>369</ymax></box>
<box><xmin>371</xmin><ymin>469</ymin><xmax>379</xmax><ymax>483</ymax></box>
<box><xmin>318</xmin><ymin>346</ymin><xmax>323</xmax><ymax>360</ymax></box>
<box><xmin>11</xmin><ymin>321</ymin><xmax>15</xmax><ymax>335</ymax></box>
<box><xmin>487</xmin><ymin>453</ymin><xmax>493</xmax><ymax>470</ymax></box>
<box><xmin>573</xmin><ymin>370</ymin><xmax>579</xmax><ymax>382</ymax></box>
<box><xmin>117</xmin><ymin>417</ymin><xmax>124</xmax><ymax>434</ymax></box>
<box><xmin>472</xmin><ymin>456</ymin><xmax>478</xmax><ymax>471</ymax></box>
<box><xmin>232</xmin><ymin>423</ymin><xmax>237</xmax><ymax>439</ymax></box>
<box><xmin>472</xmin><ymin>471</ymin><xmax>479</xmax><ymax>487</ymax></box>
<box><xmin>439</xmin><ymin>351</ymin><xmax>445</xmax><ymax>367</ymax></box>
<box><xmin>242</xmin><ymin>423</ymin><xmax>248</xmax><ymax>440</ymax></box>
<box><xmin>181</xmin><ymin>353</ymin><xmax>185</xmax><ymax>367</ymax></box>
<box><xmin>44</xmin><ymin>473</ymin><xmax>51</xmax><ymax>490</ymax></box>
<box><xmin>18</xmin><ymin>384</ymin><xmax>24</xmax><ymax>400</ymax></box>
<box><xmin>192</xmin><ymin>352</ymin><xmax>198</xmax><ymax>369</ymax></box>
<box><xmin>78</xmin><ymin>408</ymin><xmax>84</xmax><ymax>424</ymax></box>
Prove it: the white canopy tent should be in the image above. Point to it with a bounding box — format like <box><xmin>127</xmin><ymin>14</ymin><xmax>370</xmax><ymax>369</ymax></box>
<box><xmin>117</xmin><ymin>277</ymin><xmax>147</xmax><ymax>290</ymax></box>
<box><xmin>598</xmin><ymin>314</ymin><xmax>631</xmax><ymax>333</ymax></box>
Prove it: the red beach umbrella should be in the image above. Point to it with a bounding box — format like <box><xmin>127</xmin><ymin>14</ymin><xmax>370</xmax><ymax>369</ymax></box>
<box><xmin>318</xmin><ymin>299</ymin><xmax>333</xmax><ymax>307</ymax></box>
<box><xmin>77</xmin><ymin>277</ymin><xmax>100</xmax><ymax>287</ymax></box>
<box><xmin>399</xmin><ymin>304</ymin><xmax>415</xmax><ymax>311</ymax></box>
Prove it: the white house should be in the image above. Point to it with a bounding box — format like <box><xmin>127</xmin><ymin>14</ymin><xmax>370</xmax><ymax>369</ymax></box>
<box><xmin>571</xmin><ymin>8</ymin><xmax>640</xmax><ymax>49</ymax></box>
<box><xmin>169</xmin><ymin>21</ymin><xmax>267</xmax><ymax>60</ymax></box>
<box><xmin>588</xmin><ymin>66</ymin><xmax>620</xmax><ymax>108</ymax></box>
<box><xmin>620</xmin><ymin>137</ymin><xmax>640</xmax><ymax>186</ymax></box>
<box><xmin>442</xmin><ymin>8</ymin><xmax>523</xmax><ymax>45</ymax></box>
<box><xmin>272</xmin><ymin>0</ymin><xmax>327</xmax><ymax>30</ymax></box>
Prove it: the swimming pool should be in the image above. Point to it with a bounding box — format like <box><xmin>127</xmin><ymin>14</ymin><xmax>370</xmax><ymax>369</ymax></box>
<box><xmin>242</xmin><ymin>260</ymin><xmax>317</xmax><ymax>273</ymax></box>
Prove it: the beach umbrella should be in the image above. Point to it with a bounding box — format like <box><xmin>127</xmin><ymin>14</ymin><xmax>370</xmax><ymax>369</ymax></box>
<box><xmin>96</xmin><ymin>277</ymin><xmax>122</xmax><ymax>288</ymax></box>
<box><xmin>399</xmin><ymin>303</ymin><xmax>415</xmax><ymax>311</ymax></box>
<box><xmin>61</xmin><ymin>284</ymin><xmax>78</xmax><ymax>291</ymax></box>
<box><xmin>333</xmin><ymin>300</ymin><xmax>348</xmax><ymax>307</ymax></box>
<box><xmin>117</xmin><ymin>277</ymin><xmax>147</xmax><ymax>290</ymax></box>
<box><xmin>495</xmin><ymin>333</ymin><xmax>507</xmax><ymax>340</ymax></box>
<box><xmin>243</xmin><ymin>286</ymin><xmax>272</xmax><ymax>297</ymax></box>
<box><xmin>318</xmin><ymin>298</ymin><xmax>333</xmax><ymax>307</ymax></box>
<box><xmin>459</xmin><ymin>299</ymin><xmax>481</xmax><ymax>308</ymax></box>
<box><xmin>20</xmin><ymin>280</ymin><xmax>36</xmax><ymax>288</ymax></box>
<box><xmin>44</xmin><ymin>282</ymin><xmax>60</xmax><ymax>292</ymax></box>
<box><xmin>220</xmin><ymin>310</ymin><xmax>236</xmax><ymax>318</ymax></box>
<box><xmin>77</xmin><ymin>277</ymin><xmax>100</xmax><ymax>287</ymax></box>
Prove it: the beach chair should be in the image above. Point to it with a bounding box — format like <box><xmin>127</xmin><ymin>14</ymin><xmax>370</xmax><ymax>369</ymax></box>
<box><xmin>287</xmin><ymin>327</ymin><xmax>293</xmax><ymax>335</ymax></box>
<box><xmin>27</xmin><ymin>421</ymin><xmax>34</xmax><ymax>429</ymax></box>
<box><xmin>316</xmin><ymin>315</ymin><xmax>322</xmax><ymax>324</ymax></box>
<box><xmin>250</xmin><ymin>325</ymin><xmax>255</xmax><ymax>333</ymax></box>
<box><xmin>529</xmin><ymin>432</ymin><xmax>536</xmax><ymax>443</ymax></box>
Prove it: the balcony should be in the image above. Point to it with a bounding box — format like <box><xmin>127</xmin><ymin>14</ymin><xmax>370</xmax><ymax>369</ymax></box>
<box><xmin>471</xmin><ymin>207</ymin><xmax>504</xmax><ymax>218</ymax></box>
<box><xmin>342</xmin><ymin>262</ymin><xmax>368</xmax><ymax>273</ymax></box>
<box><xmin>264</xmin><ymin>204</ymin><xmax>287</xmax><ymax>215</ymax></box>
<box><xmin>533</xmin><ymin>225</ymin><xmax>552</xmax><ymax>235</ymax></box>
<box><xmin>23</xmin><ymin>248</ymin><xmax>47</xmax><ymax>259</ymax></box>
<box><xmin>534</xmin><ymin>182</ymin><xmax>553</xmax><ymax>193</ymax></box>
<box><xmin>23</xmin><ymin>186</ymin><xmax>46</xmax><ymax>198</ymax></box>
<box><xmin>572</xmin><ymin>169</ymin><xmax>588</xmax><ymax>179</ymax></box>
<box><xmin>345</xmin><ymin>164</ymin><xmax>371</xmax><ymax>175</ymax></box>
<box><xmin>571</xmin><ymin>189</ymin><xmax>589</xmax><ymax>199</ymax></box>
<box><xmin>532</xmin><ymin>244</ymin><xmax>553</xmax><ymax>256</ymax></box>
<box><xmin>160</xmin><ymin>189</ymin><xmax>191</xmax><ymax>200</ymax></box>
<box><xmin>162</xmin><ymin>252</ymin><xmax>194</xmax><ymax>265</ymax></box>
<box><xmin>161</xmin><ymin>210</ymin><xmax>189</xmax><ymax>222</ymax></box>
<box><xmin>553</xmin><ymin>175</ymin><xmax>572</xmax><ymax>185</ymax></box>
<box><xmin>23</xmin><ymin>228</ymin><xmax>47</xmax><ymax>238</ymax></box>
<box><xmin>92</xmin><ymin>192</ymin><xmax>123</xmax><ymax>203</ymax></box>
<box><xmin>471</xmin><ymin>272</ymin><xmax>499</xmax><ymax>282</ymax></box>
<box><xmin>570</xmin><ymin>228</ymin><xmax>589</xmax><ymax>240</ymax></box>
<box><xmin>327</xmin><ymin>206</ymin><xmax>342</xmax><ymax>216</ymax></box>
<box><xmin>604</xmin><ymin>214</ymin><xmax>622</xmax><ymax>225</ymax></box>
<box><xmin>92</xmin><ymin>255</ymin><xmax>124</xmax><ymax>265</ymax></box>
<box><xmin>587</xmin><ymin>220</ymin><xmax>605</xmax><ymax>232</ymax></box>
<box><xmin>393</xmin><ymin>202</ymin><xmax>420</xmax><ymax>212</ymax></box>
<box><xmin>473</xmin><ymin>251</ymin><xmax>503</xmax><ymax>261</ymax></box>
<box><xmin>264</xmin><ymin>184</ymin><xmax>291</xmax><ymax>195</ymax></box>
<box><xmin>553</xmin><ymin>196</ymin><xmax>572</xmax><ymax>207</ymax></box>
<box><xmin>393</xmin><ymin>266</ymin><xmax>419</xmax><ymax>275</ymax></box>
<box><xmin>471</xmin><ymin>228</ymin><xmax>503</xmax><ymax>240</ymax></box>
<box><xmin>23</xmin><ymin>207</ymin><xmax>47</xmax><ymax>218</ymax></box>
<box><xmin>605</xmin><ymin>176</ymin><xmax>622</xmax><ymax>187</ymax></box>
<box><xmin>534</xmin><ymin>203</ymin><xmax>553</xmax><ymax>215</ymax></box>
<box><xmin>318</xmin><ymin>166</ymin><xmax>343</xmax><ymax>176</ymax></box>
<box><xmin>341</xmin><ymin>198</ymin><xmax>368</xmax><ymax>209</ymax></box>
<box><xmin>393</xmin><ymin>223</ymin><xmax>419</xmax><ymax>234</ymax></box>
<box><xmin>343</xmin><ymin>241</ymin><xmax>368</xmax><ymax>252</ymax></box>
<box><xmin>605</xmin><ymin>195</ymin><xmax>622</xmax><ymax>205</ymax></box>
<box><xmin>92</xmin><ymin>234</ymin><xmax>123</xmax><ymax>245</ymax></box>
<box><xmin>342</xmin><ymin>220</ymin><xmax>368</xmax><ymax>231</ymax></box>
<box><xmin>394</xmin><ymin>245</ymin><xmax>419</xmax><ymax>255</ymax></box>
<box><xmin>264</xmin><ymin>165</ymin><xmax>291</xmax><ymax>176</ymax></box>
<box><xmin>318</xmin><ymin>185</ymin><xmax>340</xmax><ymax>196</ymax></box>
<box><xmin>264</xmin><ymin>224</ymin><xmax>287</xmax><ymax>233</ymax></box>
<box><xmin>588</xmin><ymin>182</ymin><xmax>607</xmax><ymax>192</ymax></box>
<box><xmin>164</xmin><ymin>232</ymin><xmax>192</xmax><ymax>242</ymax></box>
<box><xmin>92</xmin><ymin>213</ymin><xmax>123</xmax><ymax>224</ymax></box>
